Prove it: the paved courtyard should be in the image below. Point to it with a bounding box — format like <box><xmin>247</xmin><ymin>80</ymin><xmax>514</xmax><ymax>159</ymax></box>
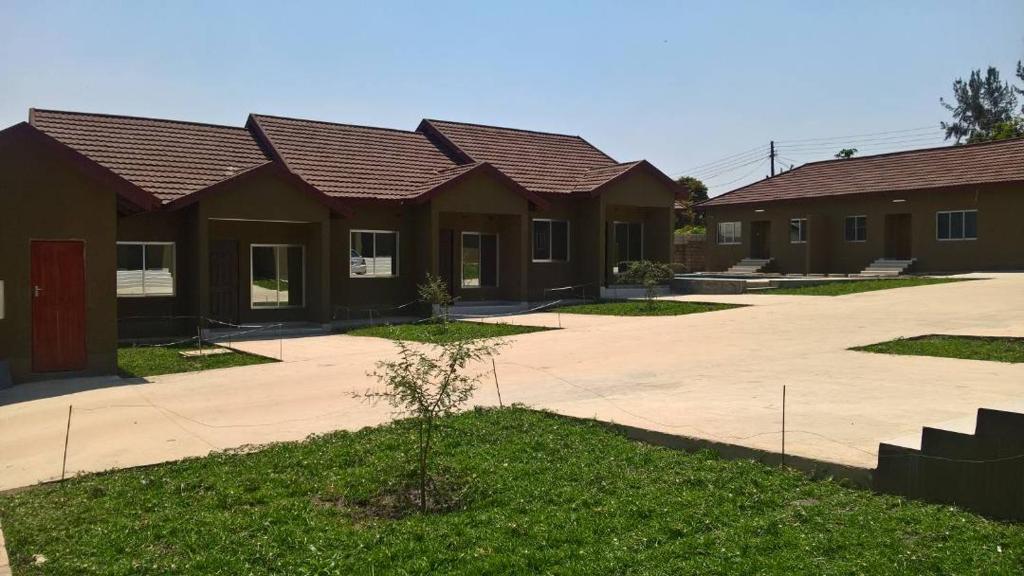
<box><xmin>3</xmin><ymin>272</ymin><xmax>1024</xmax><ymax>491</ymax></box>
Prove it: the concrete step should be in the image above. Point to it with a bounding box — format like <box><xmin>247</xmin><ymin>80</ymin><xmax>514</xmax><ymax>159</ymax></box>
<box><xmin>726</xmin><ymin>257</ymin><xmax>773</xmax><ymax>274</ymax></box>
<box><xmin>860</xmin><ymin>257</ymin><xmax>916</xmax><ymax>276</ymax></box>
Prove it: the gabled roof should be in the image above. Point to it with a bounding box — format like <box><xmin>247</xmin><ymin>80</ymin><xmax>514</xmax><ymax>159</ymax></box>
<box><xmin>418</xmin><ymin>119</ymin><xmax>623</xmax><ymax>194</ymax></box>
<box><xmin>30</xmin><ymin>109</ymin><xmax>270</xmax><ymax>203</ymax></box>
<box><xmin>700</xmin><ymin>137</ymin><xmax>1024</xmax><ymax>208</ymax></box>
<box><xmin>249</xmin><ymin>114</ymin><xmax>462</xmax><ymax>201</ymax></box>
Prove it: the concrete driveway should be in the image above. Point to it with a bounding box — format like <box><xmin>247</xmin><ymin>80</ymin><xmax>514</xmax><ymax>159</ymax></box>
<box><xmin>3</xmin><ymin>272</ymin><xmax>1024</xmax><ymax>491</ymax></box>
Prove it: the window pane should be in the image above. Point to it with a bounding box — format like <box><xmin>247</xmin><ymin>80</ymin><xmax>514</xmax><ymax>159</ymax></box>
<box><xmin>965</xmin><ymin>211</ymin><xmax>977</xmax><ymax>239</ymax></box>
<box><xmin>480</xmin><ymin>234</ymin><xmax>498</xmax><ymax>287</ymax></box>
<box><xmin>350</xmin><ymin>231</ymin><xmax>373</xmax><ymax>276</ymax></box>
<box><xmin>373</xmin><ymin>232</ymin><xmax>397</xmax><ymax>276</ymax></box>
<box><xmin>533</xmin><ymin>220</ymin><xmax>551</xmax><ymax>260</ymax></box>
<box><xmin>937</xmin><ymin>212</ymin><xmax>950</xmax><ymax>239</ymax></box>
<box><xmin>462</xmin><ymin>234</ymin><xmax>480</xmax><ymax>287</ymax></box>
<box><xmin>856</xmin><ymin>217</ymin><xmax>867</xmax><ymax>241</ymax></box>
<box><xmin>116</xmin><ymin>244</ymin><xmax>144</xmax><ymax>296</ymax></box>
<box><xmin>251</xmin><ymin>246</ymin><xmax>278</xmax><ymax>307</ymax></box>
<box><xmin>284</xmin><ymin>246</ymin><xmax>304</xmax><ymax>306</ymax></box>
<box><xmin>144</xmin><ymin>244</ymin><xmax>174</xmax><ymax>296</ymax></box>
<box><xmin>790</xmin><ymin>219</ymin><xmax>802</xmax><ymax>242</ymax></box>
<box><xmin>551</xmin><ymin>221</ymin><xmax>569</xmax><ymax>261</ymax></box>
<box><xmin>950</xmin><ymin>211</ymin><xmax>964</xmax><ymax>239</ymax></box>
<box><xmin>613</xmin><ymin>222</ymin><xmax>629</xmax><ymax>264</ymax></box>
<box><xmin>628</xmin><ymin>223</ymin><xmax>643</xmax><ymax>261</ymax></box>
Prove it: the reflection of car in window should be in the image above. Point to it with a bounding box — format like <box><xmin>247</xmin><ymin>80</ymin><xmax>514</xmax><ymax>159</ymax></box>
<box><xmin>350</xmin><ymin>249</ymin><xmax>367</xmax><ymax>275</ymax></box>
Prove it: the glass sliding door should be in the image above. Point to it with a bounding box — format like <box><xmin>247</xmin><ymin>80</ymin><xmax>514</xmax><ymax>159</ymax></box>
<box><xmin>251</xmin><ymin>244</ymin><xmax>304</xmax><ymax>308</ymax></box>
<box><xmin>462</xmin><ymin>232</ymin><xmax>498</xmax><ymax>288</ymax></box>
<box><xmin>612</xmin><ymin>222</ymin><xmax>643</xmax><ymax>272</ymax></box>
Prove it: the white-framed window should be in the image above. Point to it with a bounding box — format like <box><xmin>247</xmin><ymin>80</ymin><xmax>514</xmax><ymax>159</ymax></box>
<box><xmin>462</xmin><ymin>232</ymin><xmax>499</xmax><ymax>288</ymax></box>
<box><xmin>717</xmin><ymin>221</ymin><xmax>741</xmax><ymax>245</ymax></box>
<box><xmin>350</xmin><ymin>230</ymin><xmax>399</xmax><ymax>278</ymax></box>
<box><xmin>532</xmin><ymin>219</ymin><xmax>570</xmax><ymax>262</ymax></box>
<box><xmin>116</xmin><ymin>242</ymin><xmax>176</xmax><ymax>297</ymax></box>
<box><xmin>844</xmin><ymin>215</ymin><xmax>867</xmax><ymax>242</ymax></box>
<box><xmin>789</xmin><ymin>218</ymin><xmax>807</xmax><ymax>243</ymax></box>
<box><xmin>936</xmin><ymin>210</ymin><xmax>977</xmax><ymax>241</ymax></box>
<box><xmin>251</xmin><ymin>244</ymin><xmax>305</xmax><ymax>308</ymax></box>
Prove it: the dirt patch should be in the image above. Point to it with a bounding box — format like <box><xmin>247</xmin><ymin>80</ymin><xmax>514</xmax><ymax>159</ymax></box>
<box><xmin>314</xmin><ymin>475</ymin><xmax>469</xmax><ymax>520</ymax></box>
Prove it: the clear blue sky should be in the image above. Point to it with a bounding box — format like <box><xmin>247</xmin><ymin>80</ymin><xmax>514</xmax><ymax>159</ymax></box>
<box><xmin>2</xmin><ymin>0</ymin><xmax>1022</xmax><ymax>196</ymax></box>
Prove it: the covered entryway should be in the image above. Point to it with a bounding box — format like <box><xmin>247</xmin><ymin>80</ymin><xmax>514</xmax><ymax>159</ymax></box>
<box><xmin>208</xmin><ymin>239</ymin><xmax>239</xmax><ymax>324</ymax></box>
<box><xmin>31</xmin><ymin>240</ymin><xmax>87</xmax><ymax>372</ymax></box>
<box><xmin>884</xmin><ymin>214</ymin><xmax>912</xmax><ymax>259</ymax></box>
<box><xmin>750</xmin><ymin>221</ymin><xmax>771</xmax><ymax>259</ymax></box>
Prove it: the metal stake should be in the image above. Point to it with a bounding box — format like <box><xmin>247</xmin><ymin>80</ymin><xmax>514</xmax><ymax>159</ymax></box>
<box><xmin>781</xmin><ymin>385</ymin><xmax>787</xmax><ymax>467</ymax></box>
<box><xmin>492</xmin><ymin>358</ymin><xmax>503</xmax><ymax>408</ymax></box>
<box><xmin>61</xmin><ymin>405</ymin><xmax>73</xmax><ymax>485</ymax></box>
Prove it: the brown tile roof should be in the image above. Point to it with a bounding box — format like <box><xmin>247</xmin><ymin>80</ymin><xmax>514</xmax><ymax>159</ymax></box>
<box><xmin>250</xmin><ymin>114</ymin><xmax>460</xmax><ymax>200</ymax></box>
<box><xmin>418</xmin><ymin>119</ymin><xmax>621</xmax><ymax>194</ymax></box>
<box><xmin>30</xmin><ymin>109</ymin><xmax>270</xmax><ymax>202</ymax></box>
<box><xmin>700</xmin><ymin>138</ymin><xmax>1024</xmax><ymax>207</ymax></box>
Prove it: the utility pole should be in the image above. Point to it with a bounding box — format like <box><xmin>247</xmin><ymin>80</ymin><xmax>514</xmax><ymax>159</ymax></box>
<box><xmin>769</xmin><ymin>140</ymin><xmax>776</xmax><ymax>177</ymax></box>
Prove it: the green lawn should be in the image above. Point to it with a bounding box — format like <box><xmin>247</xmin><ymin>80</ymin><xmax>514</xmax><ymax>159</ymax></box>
<box><xmin>344</xmin><ymin>320</ymin><xmax>553</xmax><ymax>343</ymax></box>
<box><xmin>760</xmin><ymin>277</ymin><xmax>968</xmax><ymax>296</ymax></box>
<box><xmin>117</xmin><ymin>343</ymin><xmax>277</xmax><ymax>377</ymax></box>
<box><xmin>555</xmin><ymin>299</ymin><xmax>744</xmax><ymax>316</ymax></box>
<box><xmin>853</xmin><ymin>334</ymin><xmax>1024</xmax><ymax>363</ymax></box>
<box><xmin>2</xmin><ymin>408</ymin><xmax>1022</xmax><ymax>575</ymax></box>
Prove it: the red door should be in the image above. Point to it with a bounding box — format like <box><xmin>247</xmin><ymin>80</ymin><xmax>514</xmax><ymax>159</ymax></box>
<box><xmin>31</xmin><ymin>240</ymin><xmax>87</xmax><ymax>372</ymax></box>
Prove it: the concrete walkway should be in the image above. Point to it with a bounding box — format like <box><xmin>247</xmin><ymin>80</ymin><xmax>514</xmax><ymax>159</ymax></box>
<box><xmin>3</xmin><ymin>272</ymin><xmax>1023</xmax><ymax>491</ymax></box>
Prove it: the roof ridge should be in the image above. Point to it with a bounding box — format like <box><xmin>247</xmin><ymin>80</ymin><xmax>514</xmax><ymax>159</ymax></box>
<box><xmin>788</xmin><ymin>137</ymin><xmax>1024</xmax><ymax>170</ymax></box>
<box><xmin>250</xmin><ymin>113</ymin><xmax>425</xmax><ymax>136</ymax></box>
<box><xmin>422</xmin><ymin>118</ymin><xmax>589</xmax><ymax>140</ymax></box>
<box><xmin>30</xmin><ymin>107</ymin><xmax>248</xmax><ymax>131</ymax></box>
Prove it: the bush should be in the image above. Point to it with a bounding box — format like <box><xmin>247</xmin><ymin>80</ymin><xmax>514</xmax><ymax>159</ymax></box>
<box><xmin>616</xmin><ymin>260</ymin><xmax>674</xmax><ymax>304</ymax></box>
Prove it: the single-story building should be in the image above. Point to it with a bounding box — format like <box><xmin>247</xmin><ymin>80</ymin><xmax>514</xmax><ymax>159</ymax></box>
<box><xmin>0</xmin><ymin>109</ymin><xmax>681</xmax><ymax>383</ymax></box>
<box><xmin>698</xmin><ymin>138</ymin><xmax>1024</xmax><ymax>275</ymax></box>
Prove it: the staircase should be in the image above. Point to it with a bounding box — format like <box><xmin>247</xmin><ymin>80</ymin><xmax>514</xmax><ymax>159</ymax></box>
<box><xmin>875</xmin><ymin>408</ymin><xmax>1024</xmax><ymax>520</ymax></box>
<box><xmin>449</xmin><ymin>301</ymin><xmax>531</xmax><ymax>319</ymax></box>
<box><xmin>726</xmin><ymin>258</ymin><xmax>773</xmax><ymax>274</ymax></box>
<box><xmin>859</xmin><ymin>258</ymin><xmax>915</xmax><ymax>276</ymax></box>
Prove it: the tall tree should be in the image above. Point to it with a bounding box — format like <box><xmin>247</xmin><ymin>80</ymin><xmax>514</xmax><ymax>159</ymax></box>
<box><xmin>941</xmin><ymin>65</ymin><xmax>1021</xmax><ymax>143</ymax></box>
<box><xmin>676</xmin><ymin>176</ymin><xmax>708</xmax><ymax>204</ymax></box>
<box><xmin>834</xmin><ymin>148</ymin><xmax>858</xmax><ymax>159</ymax></box>
<box><xmin>675</xmin><ymin>176</ymin><xmax>708</xmax><ymax>228</ymax></box>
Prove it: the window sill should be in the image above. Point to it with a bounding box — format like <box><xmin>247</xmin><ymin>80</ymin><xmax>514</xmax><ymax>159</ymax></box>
<box><xmin>117</xmin><ymin>294</ymin><xmax>176</xmax><ymax>298</ymax></box>
<box><xmin>349</xmin><ymin>275</ymin><xmax>399</xmax><ymax>279</ymax></box>
<box><xmin>937</xmin><ymin>238</ymin><xmax>977</xmax><ymax>242</ymax></box>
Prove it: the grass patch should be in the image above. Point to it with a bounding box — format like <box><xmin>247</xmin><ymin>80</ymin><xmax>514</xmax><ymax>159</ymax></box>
<box><xmin>555</xmin><ymin>299</ymin><xmax>744</xmax><ymax>316</ymax></box>
<box><xmin>117</xmin><ymin>343</ymin><xmax>276</xmax><ymax>377</ymax></box>
<box><xmin>761</xmin><ymin>277</ymin><xmax>968</xmax><ymax>296</ymax></box>
<box><xmin>2</xmin><ymin>408</ymin><xmax>1023</xmax><ymax>574</ymax></box>
<box><xmin>853</xmin><ymin>334</ymin><xmax>1024</xmax><ymax>363</ymax></box>
<box><xmin>344</xmin><ymin>320</ymin><xmax>552</xmax><ymax>343</ymax></box>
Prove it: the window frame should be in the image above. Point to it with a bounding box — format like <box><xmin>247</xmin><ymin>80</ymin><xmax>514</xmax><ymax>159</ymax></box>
<box><xmin>612</xmin><ymin>221</ymin><xmax>644</xmax><ymax>262</ymax></box>
<box><xmin>249</xmin><ymin>243</ymin><xmax>306</xmax><ymax>309</ymax></box>
<box><xmin>717</xmin><ymin>221</ymin><xmax>742</xmax><ymax>245</ymax></box>
<box><xmin>531</xmin><ymin>218</ymin><xmax>570</xmax><ymax>263</ymax></box>
<box><xmin>349</xmin><ymin>229</ymin><xmax>400</xmax><ymax>278</ymax></box>
<box><xmin>461</xmin><ymin>231</ymin><xmax>499</xmax><ymax>289</ymax></box>
<box><xmin>116</xmin><ymin>241</ymin><xmax>177</xmax><ymax>298</ymax></box>
<box><xmin>936</xmin><ymin>210</ymin><xmax>977</xmax><ymax>241</ymax></box>
<box><xmin>789</xmin><ymin>218</ymin><xmax>808</xmax><ymax>244</ymax></box>
<box><xmin>844</xmin><ymin>215</ymin><xmax>867</xmax><ymax>243</ymax></box>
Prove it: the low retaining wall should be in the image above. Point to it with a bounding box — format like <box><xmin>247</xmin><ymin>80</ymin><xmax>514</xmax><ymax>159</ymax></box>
<box><xmin>875</xmin><ymin>408</ymin><xmax>1024</xmax><ymax>520</ymax></box>
<box><xmin>670</xmin><ymin>277</ymin><xmax>748</xmax><ymax>294</ymax></box>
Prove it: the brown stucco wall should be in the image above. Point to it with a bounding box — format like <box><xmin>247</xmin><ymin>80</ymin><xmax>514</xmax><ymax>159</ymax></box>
<box><xmin>703</xmin><ymin>182</ymin><xmax>1024</xmax><ymax>274</ymax></box>
<box><xmin>601</xmin><ymin>169</ymin><xmax>676</xmax><ymax>283</ymax></box>
<box><xmin>199</xmin><ymin>170</ymin><xmax>332</xmax><ymax>324</ymax></box>
<box><xmin>0</xmin><ymin>136</ymin><xmax>118</xmax><ymax>382</ymax></box>
<box><xmin>331</xmin><ymin>205</ymin><xmax>418</xmax><ymax>316</ymax></box>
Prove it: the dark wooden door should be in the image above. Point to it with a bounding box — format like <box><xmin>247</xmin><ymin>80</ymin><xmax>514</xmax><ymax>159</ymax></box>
<box><xmin>209</xmin><ymin>239</ymin><xmax>239</xmax><ymax>323</ymax></box>
<box><xmin>885</xmin><ymin>214</ymin><xmax>912</xmax><ymax>259</ymax></box>
<box><xmin>31</xmin><ymin>240</ymin><xmax>87</xmax><ymax>372</ymax></box>
<box><xmin>751</xmin><ymin>221</ymin><xmax>771</xmax><ymax>259</ymax></box>
<box><xmin>438</xmin><ymin>229</ymin><xmax>455</xmax><ymax>296</ymax></box>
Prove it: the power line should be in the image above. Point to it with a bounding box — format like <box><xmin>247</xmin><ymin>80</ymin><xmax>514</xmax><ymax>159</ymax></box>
<box><xmin>673</xmin><ymin>144</ymin><xmax>766</xmax><ymax>176</ymax></box>
<box><xmin>710</xmin><ymin>158</ymin><xmax>770</xmax><ymax>187</ymax></box>
<box><xmin>697</xmin><ymin>154</ymin><xmax>769</xmax><ymax>180</ymax></box>
<box><xmin>778</xmin><ymin>133</ymin><xmax>947</xmax><ymax>152</ymax></box>
<box><xmin>776</xmin><ymin>125</ymin><xmax>938</xmax><ymax>144</ymax></box>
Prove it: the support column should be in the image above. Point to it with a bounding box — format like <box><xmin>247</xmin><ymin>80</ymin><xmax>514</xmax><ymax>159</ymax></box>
<box><xmin>319</xmin><ymin>217</ymin><xmax>332</xmax><ymax>325</ymax></box>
